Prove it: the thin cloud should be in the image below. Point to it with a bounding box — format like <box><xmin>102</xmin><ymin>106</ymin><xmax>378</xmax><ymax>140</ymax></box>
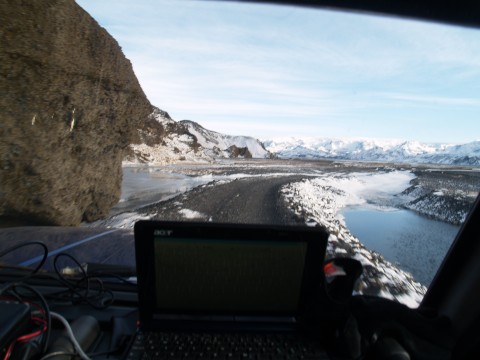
<box><xmin>369</xmin><ymin>16</ymin><xmax>480</xmax><ymax>69</ymax></box>
<box><xmin>77</xmin><ymin>0</ymin><xmax>480</xmax><ymax>143</ymax></box>
<box><xmin>380</xmin><ymin>93</ymin><xmax>480</xmax><ymax>106</ymax></box>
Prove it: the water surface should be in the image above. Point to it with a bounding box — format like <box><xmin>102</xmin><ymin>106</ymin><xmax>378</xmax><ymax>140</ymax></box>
<box><xmin>112</xmin><ymin>167</ymin><xmax>210</xmax><ymax>214</ymax></box>
<box><xmin>342</xmin><ymin>208</ymin><xmax>460</xmax><ymax>286</ymax></box>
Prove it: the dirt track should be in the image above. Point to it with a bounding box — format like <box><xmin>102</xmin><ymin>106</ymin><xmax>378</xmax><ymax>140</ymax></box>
<box><xmin>142</xmin><ymin>175</ymin><xmax>310</xmax><ymax>225</ymax></box>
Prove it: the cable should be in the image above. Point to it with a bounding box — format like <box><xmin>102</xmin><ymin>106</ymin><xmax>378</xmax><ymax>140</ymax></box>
<box><xmin>44</xmin><ymin>312</ymin><xmax>92</xmax><ymax>360</ymax></box>
<box><xmin>38</xmin><ymin>351</ymin><xmax>77</xmax><ymax>360</ymax></box>
<box><xmin>0</xmin><ymin>250</ymin><xmax>117</xmax><ymax>358</ymax></box>
<box><xmin>53</xmin><ymin>253</ymin><xmax>89</xmax><ymax>292</ymax></box>
<box><xmin>7</xmin><ymin>283</ymin><xmax>52</xmax><ymax>354</ymax></box>
<box><xmin>52</xmin><ymin>253</ymin><xmax>114</xmax><ymax>309</ymax></box>
<box><xmin>87</xmin><ymin>272</ymin><xmax>137</xmax><ymax>286</ymax></box>
<box><xmin>0</xmin><ymin>241</ymin><xmax>48</xmax><ymax>279</ymax></box>
<box><xmin>1</xmin><ymin>286</ymin><xmax>105</xmax><ymax>360</ymax></box>
<box><xmin>0</xmin><ymin>284</ymin><xmax>51</xmax><ymax>360</ymax></box>
<box><xmin>3</xmin><ymin>322</ymin><xmax>47</xmax><ymax>360</ymax></box>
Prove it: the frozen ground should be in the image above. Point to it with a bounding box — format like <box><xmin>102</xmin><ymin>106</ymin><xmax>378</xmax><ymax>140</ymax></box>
<box><xmin>401</xmin><ymin>168</ymin><xmax>480</xmax><ymax>224</ymax></box>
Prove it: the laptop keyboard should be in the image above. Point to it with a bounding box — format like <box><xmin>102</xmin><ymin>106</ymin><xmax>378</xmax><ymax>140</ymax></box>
<box><xmin>127</xmin><ymin>331</ymin><xmax>329</xmax><ymax>359</ymax></box>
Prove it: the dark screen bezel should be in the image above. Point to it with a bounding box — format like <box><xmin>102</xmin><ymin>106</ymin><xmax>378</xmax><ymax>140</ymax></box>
<box><xmin>134</xmin><ymin>221</ymin><xmax>328</xmax><ymax>329</ymax></box>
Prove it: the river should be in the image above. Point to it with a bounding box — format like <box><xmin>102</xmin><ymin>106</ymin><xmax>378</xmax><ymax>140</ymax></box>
<box><xmin>342</xmin><ymin>207</ymin><xmax>460</xmax><ymax>286</ymax></box>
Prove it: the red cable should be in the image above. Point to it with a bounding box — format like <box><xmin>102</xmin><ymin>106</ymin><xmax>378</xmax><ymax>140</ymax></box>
<box><xmin>0</xmin><ymin>296</ymin><xmax>49</xmax><ymax>359</ymax></box>
<box><xmin>2</xmin><ymin>315</ymin><xmax>48</xmax><ymax>360</ymax></box>
<box><xmin>2</xmin><ymin>343</ymin><xmax>15</xmax><ymax>360</ymax></box>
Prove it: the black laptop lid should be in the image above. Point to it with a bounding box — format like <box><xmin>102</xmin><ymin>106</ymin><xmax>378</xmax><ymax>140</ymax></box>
<box><xmin>134</xmin><ymin>221</ymin><xmax>329</xmax><ymax>330</ymax></box>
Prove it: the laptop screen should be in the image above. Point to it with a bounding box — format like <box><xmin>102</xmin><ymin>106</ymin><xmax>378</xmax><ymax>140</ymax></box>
<box><xmin>154</xmin><ymin>237</ymin><xmax>307</xmax><ymax>312</ymax></box>
<box><xmin>134</xmin><ymin>221</ymin><xmax>329</xmax><ymax>327</ymax></box>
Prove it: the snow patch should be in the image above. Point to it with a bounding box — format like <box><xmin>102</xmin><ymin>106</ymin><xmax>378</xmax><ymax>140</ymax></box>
<box><xmin>178</xmin><ymin>209</ymin><xmax>206</xmax><ymax>219</ymax></box>
<box><xmin>83</xmin><ymin>212</ymin><xmax>152</xmax><ymax>229</ymax></box>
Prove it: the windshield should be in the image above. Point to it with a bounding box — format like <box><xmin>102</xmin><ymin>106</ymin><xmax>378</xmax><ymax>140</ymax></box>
<box><xmin>1</xmin><ymin>0</ymin><xmax>480</xmax><ymax>309</ymax></box>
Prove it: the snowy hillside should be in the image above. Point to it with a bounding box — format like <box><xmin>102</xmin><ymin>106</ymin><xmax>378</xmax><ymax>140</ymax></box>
<box><xmin>125</xmin><ymin>108</ymin><xmax>270</xmax><ymax>165</ymax></box>
<box><xmin>180</xmin><ymin>120</ymin><xmax>270</xmax><ymax>159</ymax></box>
<box><xmin>125</xmin><ymin>108</ymin><xmax>208</xmax><ymax>165</ymax></box>
<box><xmin>264</xmin><ymin>137</ymin><xmax>480</xmax><ymax>166</ymax></box>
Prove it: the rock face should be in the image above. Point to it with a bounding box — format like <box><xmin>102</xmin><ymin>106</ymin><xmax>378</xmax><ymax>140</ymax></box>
<box><xmin>124</xmin><ymin>107</ymin><xmax>205</xmax><ymax>165</ymax></box>
<box><xmin>226</xmin><ymin>145</ymin><xmax>253</xmax><ymax>159</ymax></box>
<box><xmin>0</xmin><ymin>0</ymin><xmax>152</xmax><ymax>225</ymax></box>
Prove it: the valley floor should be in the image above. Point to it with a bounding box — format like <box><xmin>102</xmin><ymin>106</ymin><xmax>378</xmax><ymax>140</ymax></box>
<box><xmin>89</xmin><ymin>159</ymin><xmax>480</xmax><ymax>306</ymax></box>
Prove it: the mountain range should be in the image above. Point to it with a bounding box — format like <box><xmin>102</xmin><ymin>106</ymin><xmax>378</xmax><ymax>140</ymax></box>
<box><xmin>126</xmin><ymin>107</ymin><xmax>480</xmax><ymax>167</ymax></box>
<box><xmin>263</xmin><ymin>137</ymin><xmax>480</xmax><ymax>166</ymax></box>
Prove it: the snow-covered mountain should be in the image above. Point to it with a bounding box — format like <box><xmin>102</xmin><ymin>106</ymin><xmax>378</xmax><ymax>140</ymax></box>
<box><xmin>126</xmin><ymin>108</ymin><xmax>478</xmax><ymax>166</ymax></box>
<box><xmin>180</xmin><ymin>120</ymin><xmax>270</xmax><ymax>159</ymax></box>
<box><xmin>263</xmin><ymin>137</ymin><xmax>480</xmax><ymax>166</ymax></box>
<box><xmin>125</xmin><ymin>107</ymin><xmax>270</xmax><ymax>165</ymax></box>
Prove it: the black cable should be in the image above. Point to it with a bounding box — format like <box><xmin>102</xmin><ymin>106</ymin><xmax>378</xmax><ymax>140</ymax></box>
<box><xmin>39</xmin><ymin>351</ymin><xmax>77</xmax><ymax>360</ymax></box>
<box><xmin>4</xmin><ymin>282</ymin><xmax>52</xmax><ymax>355</ymax></box>
<box><xmin>53</xmin><ymin>253</ymin><xmax>92</xmax><ymax>305</ymax></box>
<box><xmin>77</xmin><ymin>276</ymin><xmax>115</xmax><ymax>308</ymax></box>
<box><xmin>0</xmin><ymin>243</ymin><xmax>50</xmax><ymax>354</ymax></box>
<box><xmin>87</xmin><ymin>272</ymin><xmax>137</xmax><ymax>286</ymax></box>
<box><xmin>52</xmin><ymin>253</ymin><xmax>115</xmax><ymax>309</ymax></box>
<box><xmin>53</xmin><ymin>253</ymin><xmax>89</xmax><ymax>290</ymax></box>
<box><xmin>0</xmin><ymin>241</ymin><xmax>48</xmax><ymax>279</ymax></box>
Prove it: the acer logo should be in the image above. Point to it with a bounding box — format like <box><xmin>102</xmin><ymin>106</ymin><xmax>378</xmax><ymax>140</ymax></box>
<box><xmin>154</xmin><ymin>229</ymin><xmax>174</xmax><ymax>236</ymax></box>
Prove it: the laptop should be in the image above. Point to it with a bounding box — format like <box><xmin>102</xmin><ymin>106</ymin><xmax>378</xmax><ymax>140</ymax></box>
<box><xmin>127</xmin><ymin>220</ymin><xmax>331</xmax><ymax>359</ymax></box>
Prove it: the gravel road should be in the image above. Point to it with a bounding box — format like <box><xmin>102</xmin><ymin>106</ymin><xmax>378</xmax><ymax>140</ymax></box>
<box><xmin>143</xmin><ymin>175</ymin><xmax>311</xmax><ymax>225</ymax></box>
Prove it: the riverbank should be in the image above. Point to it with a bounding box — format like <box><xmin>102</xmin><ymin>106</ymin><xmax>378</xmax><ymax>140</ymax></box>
<box><xmin>280</xmin><ymin>172</ymin><xmax>427</xmax><ymax>307</ymax></box>
<box><xmin>401</xmin><ymin>168</ymin><xmax>480</xmax><ymax>225</ymax></box>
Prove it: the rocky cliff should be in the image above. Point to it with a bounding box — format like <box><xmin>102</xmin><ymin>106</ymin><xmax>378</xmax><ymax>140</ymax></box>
<box><xmin>0</xmin><ymin>0</ymin><xmax>152</xmax><ymax>225</ymax></box>
<box><xmin>125</xmin><ymin>108</ymin><xmax>271</xmax><ymax>165</ymax></box>
<box><xmin>124</xmin><ymin>107</ymin><xmax>206</xmax><ymax>165</ymax></box>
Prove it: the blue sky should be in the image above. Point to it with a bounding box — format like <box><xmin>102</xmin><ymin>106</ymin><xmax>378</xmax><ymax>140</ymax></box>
<box><xmin>77</xmin><ymin>0</ymin><xmax>480</xmax><ymax>143</ymax></box>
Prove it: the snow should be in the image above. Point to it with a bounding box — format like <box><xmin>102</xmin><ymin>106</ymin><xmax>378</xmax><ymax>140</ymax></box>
<box><xmin>281</xmin><ymin>170</ymin><xmax>427</xmax><ymax>307</ymax></box>
<box><xmin>178</xmin><ymin>209</ymin><xmax>206</xmax><ymax>219</ymax></box>
<box><xmin>130</xmin><ymin>108</ymin><xmax>479</xmax><ymax>166</ymax></box>
<box><xmin>263</xmin><ymin>137</ymin><xmax>480</xmax><ymax>166</ymax></box>
<box><xmin>125</xmin><ymin>110</ymin><xmax>271</xmax><ymax>165</ymax></box>
<box><xmin>126</xmin><ymin>135</ymin><xmax>211</xmax><ymax>166</ymax></box>
<box><xmin>394</xmin><ymin>292</ymin><xmax>425</xmax><ymax>309</ymax></box>
<box><xmin>322</xmin><ymin>170</ymin><xmax>415</xmax><ymax>207</ymax></box>
<box><xmin>181</xmin><ymin>120</ymin><xmax>269</xmax><ymax>159</ymax></box>
<box><xmin>283</xmin><ymin>170</ymin><xmax>414</xmax><ymax>218</ymax></box>
<box><xmin>85</xmin><ymin>212</ymin><xmax>151</xmax><ymax>229</ymax></box>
